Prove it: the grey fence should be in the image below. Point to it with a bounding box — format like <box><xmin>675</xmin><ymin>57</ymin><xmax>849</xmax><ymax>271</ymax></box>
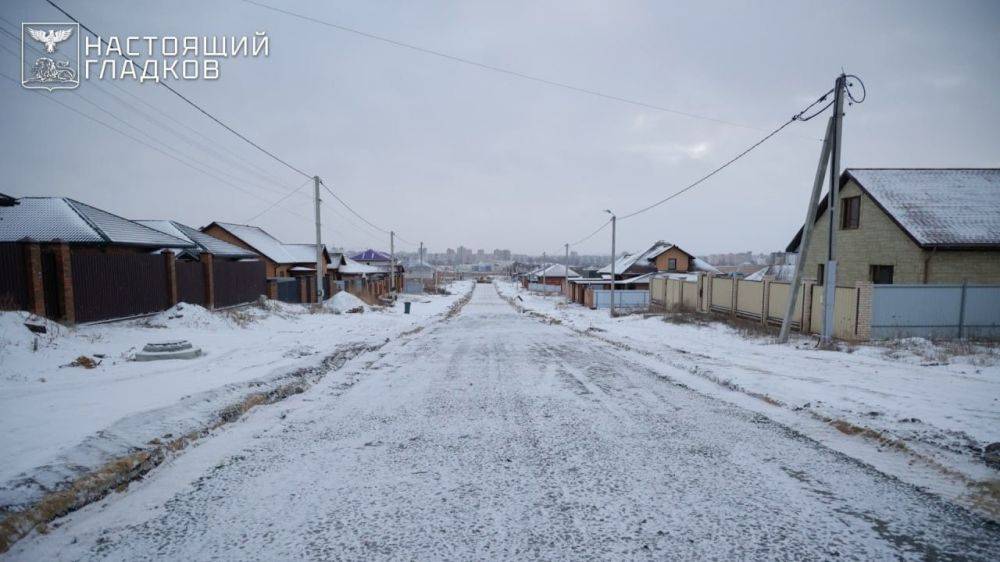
<box><xmin>592</xmin><ymin>289</ymin><xmax>649</xmax><ymax>311</ymax></box>
<box><xmin>871</xmin><ymin>284</ymin><xmax>1000</xmax><ymax>340</ymax></box>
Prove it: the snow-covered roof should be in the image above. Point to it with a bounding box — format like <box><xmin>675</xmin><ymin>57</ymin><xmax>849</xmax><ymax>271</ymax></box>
<box><xmin>849</xmin><ymin>169</ymin><xmax>1000</xmax><ymax>247</ymax></box>
<box><xmin>206</xmin><ymin>222</ymin><xmax>327</xmax><ymax>264</ymax></box>
<box><xmin>339</xmin><ymin>257</ymin><xmax>382</xmax><ymax>275</ymax></box>
<box><xmin>405</xmin><ymin>260</ymin><xmax>437</xmax><ymax>273</ymax></box>
<box><xmin>534</xmin><ymin>264</ymin><xmax>580</xmax><ymax>278</ymax></box>
<box><xmin>691</xmin><ymin>257</ymin><xmax>720</xmax><ymax>274</ymax></box>
<box><xmin>597</xmin><ymin>241</ymin><xmax>676</xmax><ymax>275</ymax></box>
<box><xmin>0</xmin><ymin>197</ymin><xmax>194</xmax><ymax>248</ymax></box>
<box><xmin>136</xmin><ymin>220</ymin><xmax>257</xmax><ymax>258</ymax></box>
<box><xmin>744</xmin><ymin>264</ymin><xmax>796</xmax><ymax>282</ymax></box>
<box><xmin>351</xmin><ymin>249</ymin><xmax>391</xmax><ymax>262</ymax></box>
<box><xmin>788</xmin><ymin>169</ymin><xmax>1000</xmax><ymax>251</ymax></box>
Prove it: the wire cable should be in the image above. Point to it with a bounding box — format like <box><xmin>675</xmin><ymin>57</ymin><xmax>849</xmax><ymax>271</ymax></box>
<box><xmin>242</xmin><ymin>0</ymin><xmax>781</xmax><ymax>134</ymax></box>
<box><xmin>246</xmin><ymin>177</ymin><xmax>313</xmax><ymax>221</ymax></box>
<box><xmin>44</xmin><ymin>0</ymin><xmax>314</xmax><ymax>180</ymax></box>
<box><xmin>617</xmin><ymin>88</ymin><xmax>840</xmax><ymax>221</ymax></box>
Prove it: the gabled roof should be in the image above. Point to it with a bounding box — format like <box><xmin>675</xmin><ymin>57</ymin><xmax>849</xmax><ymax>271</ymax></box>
<box><xmin>136</xmin><ymin>220</ymin><xmax>258</xmax><ymax>259</ymax></box>
<box><xmin>745</xmin><ymin>264</ymin><xmax>796</xmax><ymax>282</ymax></box>
<box><xmin>597</xmin><ymin>241</ymin><xmax>674</xmax><ymax>275</ymax></box>
<box><xmin>787</xmin><ymin>169</ymin><xmax>1000</xmax><ymax>251</ymax></box>
<box><xmin>339</xmin><ymin>256</ymin><xmax>382</xmax><ymax>275</ymax></box>
<box><xmin>204</xmin><ymin>222</ymin><xmax>329</xmax><ymax>264</ymax></box>
<box><xmin>533</xmin><ymin>264</ymin><xmax>580</xmax><ymax>278</ymax></box>
<box><xmin>0</xmin><ymin>196</ymin><xmax>193</xmax><ymax>248</ymax></box>
<box><xmin>352</xmin><ymin>249</ymin><xmax>391</xmax><ymax>262</ymax></box>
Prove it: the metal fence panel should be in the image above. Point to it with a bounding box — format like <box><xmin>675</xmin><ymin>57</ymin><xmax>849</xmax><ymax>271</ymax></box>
<box><xmin>736</xmin><ymin>279</ymin><xmax>764</xmax><ymax>319</ymax></box>
<box><xmin>872</xmin><ymin>284</ymin><xmax>1000</xmax><ymax>339</ymax></box>
<box><xmin>71</xmin><ymin>252</ymin><xmax>169</xmax><ymax>323</ymax></box>
<box><xmin>710</xmin><ymin>277</ymin><xmax>733</xmax><ymax>312</ymax></box>
<box><xmin>274</xmin><ymin>277</ymin><xmax>300</xmax><ymax>303</ymax></box>
<box><xmin>528</xmin><ymin>282</ymin><xmax>562</xmax><ymax>293</ymax></box>
<box><xmin>176</xmin><ymin>261</ymin><xmax>205</xmax><ymax>306</ymax></box>
<box><xmin>0</xmin><ymin>243</ymin><xmax>30</xmax><ymax>311</ymax></box>
<box><xmin>213</xmin><ymin>260</ymin><xmax>266</xmax><ymax>308</ymax></box>
<box><xmin>592</xmin><ymin>289</ymin><xmax>649</xmax><ymax>310</ymax></box>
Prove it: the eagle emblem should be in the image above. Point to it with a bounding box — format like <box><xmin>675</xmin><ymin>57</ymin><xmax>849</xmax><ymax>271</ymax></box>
<box><xmin>27</xmin><ymin>27</ymin><xmax>74</xmax><ymax>53</ymax></box>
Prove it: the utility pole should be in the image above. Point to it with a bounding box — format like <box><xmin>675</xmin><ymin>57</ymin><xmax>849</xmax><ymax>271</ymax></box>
<box><xmin>778</xmin><ymin>116</ymin><xmax>834</xmax><ymax>342</ymax></box>
<box><xmin>564</xmin><ymin>242</ymin><xmax>570</xmax><ymax>304</ymax></box>
<box><xmin>389</xmin><ymin>230</ymin><xmax>396</xmax><ymax>295</ymax></box>
<box><xmin>542</xmin><ymin>252</ymin><xmax>547</xmax><ymax>295</ymax></box>
<box><xmin>821</xmin><ymin>74</ymin><xmax>847</xmax><ymax>344</ymax></box>
<box><xmin>313</xmin><ymin>175</ymin><xmax>324</xmax><ymax>304</ymax></box>
<box><xmin>779</xmin><ymin>73</ymin><xmax>851</xmax><ymax>344</ymax></box>
<box><xmin>604</xmin><ymin>210</ymin><xmax>616</xmax><ymax>317</ymax></box>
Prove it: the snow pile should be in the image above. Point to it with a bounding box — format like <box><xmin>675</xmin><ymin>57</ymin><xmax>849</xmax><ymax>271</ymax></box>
<box><xmin>0</xmin><ymin>311</ymin><xmax>62</xmax><ymax>351</ymax></box>
<box><xmin>143</xmin><ymin>302</ymin><xmax>232</xmax><ymax>330</ymax></box>
<box><xmin>326</xmin><ymin>291</ymin><xmax>367</xmax><ymax>314</ymax></box>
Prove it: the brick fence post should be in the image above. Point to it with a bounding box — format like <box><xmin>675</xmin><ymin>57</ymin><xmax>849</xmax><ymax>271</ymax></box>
<box><xmin>202</xmin><ymin>253</ymin><xmax>215</xmax><ymax>309</ymax></box>
<box><xmin>299</xmin><ymin>277</ymin><xmax>308</xmax><ymax>304</ymax></box>
<box><xmin>855</xmin><ymin>281</ymin><xmax>873</xmax><ymax>341</ymax></box>
<box><xmin>164</xmin><ymin>251</ymin><xmax>177</xmax><ymax>307</ymax></box>
<box><xmin>801</xmin><ymin>280</ymin><xmax>815</xmax><ymax>334</ymax></box>
<box><xmin>730</xmin><ymin>275</ymin><xmax>738</xmax><ymax>319</ymax></box>
<box><xmin>25</xmin><ymin>243</ymin><xmax>45</xmax><ymax>317</ymax></box>
<box><xmin>54</xmin><ymin>242</ymin><xmax>74</xmax><ymax>325</ymax></box>
<box><xmin>761</xmin><ymin>276</ymin><xmax>773</xmax><ymax>326</ymax></box>
<box><xmin>701</xmin><ymin>274</ymin><xmax>711</xmax><ymax>313</ymax></box>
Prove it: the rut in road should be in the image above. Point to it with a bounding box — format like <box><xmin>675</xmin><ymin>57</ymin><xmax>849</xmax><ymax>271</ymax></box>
<box><xmin>8</xmin><ymin>284</ymin><xmax>1000</xmax><ymax>561</ymax></box>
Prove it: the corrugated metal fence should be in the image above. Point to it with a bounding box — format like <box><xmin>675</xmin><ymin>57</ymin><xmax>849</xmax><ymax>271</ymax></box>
<box><xmin>872</xmin><ymin>284</ymin><xmax>1000</xmax><ymax>339</ymax></box>
<box><xmin>176</xmin><ymin>261</ymin><xmax>205</xmax><ymax>306</ymax></box>
<box><xmin>591</xmin><ymin>289</ymin><xmax>649</xmax><ymax>310</ymax></box>
<box><xmin>0</xmin><ymin>243</ymin><xmax>30</xmax><ymax>311</ymax></box>
<box><xmin>71</xmin><ymin>252</ymin><xmax>169</xmax><ymax>323</ymax></box>
<box><xmin>213</xmin><ymin>260</ymin><xmax>266</xmax><ymax>308</ymax></box>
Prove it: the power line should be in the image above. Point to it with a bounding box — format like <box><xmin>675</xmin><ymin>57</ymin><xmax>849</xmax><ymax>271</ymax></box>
<box><xmin>617</xmin><ymin>89</ymin><xmax>835</xmax><ymax>221</ymax></box>
<box><xmin>241</xmin><ymin>0</ymin><xmax>780</xmax><ymax>134</ymax></box>
<box><xmin>569</xmin><ymin>219</ymin><xmax>611</xmax><ymax>248</ymax></box>
<box><xmin>320</xmin><ymin>182</ymin><xmax>390</xmax><ymax>234</ymax></box>
<box><xmin>44</xmin><ymin>0</ymin><xmax>314</xmax><ymax>179</ymax></box>
<box><xmin>0</xmin><ymin>71</ymin><xmax>312</xmax><ymax>222</ymax></box>
<box><xmin>246</xmin><ymin>177</ymin><xmax>313</xmax><ymax>222</ymax></box>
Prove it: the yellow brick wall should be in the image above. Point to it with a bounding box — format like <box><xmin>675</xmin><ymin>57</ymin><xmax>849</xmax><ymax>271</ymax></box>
<box><xmin>799</xmin><ymin>179</ymin><xmax>1000</xmax><ymax>285</ymax></box>
<box><xmin>653</xmin><ymin>247</ymin><xmax>690</xmax><ymax>272</ymax></box>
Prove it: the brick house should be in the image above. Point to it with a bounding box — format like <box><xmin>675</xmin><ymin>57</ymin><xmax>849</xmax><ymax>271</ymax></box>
<box><xmin>136</xmin><ymin>220</ymin><xmax>259</xmax><ymax>262</ymax></box>
<box><xmin>201</xmin><ymin>222</ymin><xmax>331</xmax><ymax>278</ymax></box>
<box><xmin>0</xmin><ymin>195</ymin><xmax>197</xmax><ymax>322</ymax></box>
<box><xmin>786</xmin><ymin>169</ymin><xmax>1000</xmax><ymax>285</ymax></box>
<box><xmin>598</xmin><ymin>241</ymin><xmax>718</xmax><ymax>279</ymax></box>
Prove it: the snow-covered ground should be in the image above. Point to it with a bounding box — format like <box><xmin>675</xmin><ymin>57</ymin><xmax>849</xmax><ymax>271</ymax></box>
<box><xmin>5</xmin><ymin>283</ymin><xmax>999</xmax><ymax>560</ymax></box>
<box><xmin>497</xmin><ymin>281</ymin><xmax>1000</xmax><ymax>516</ymax></box>
<box><xmin>0</xmin><ymin>282</ymin><xmax>472</xmax><ymax>511</ymax></box>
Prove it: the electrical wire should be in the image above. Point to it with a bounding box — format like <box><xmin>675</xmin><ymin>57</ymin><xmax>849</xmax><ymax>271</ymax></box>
<box><xmin>241</xmin><ymin>0</ymin><xmax>782</xmax><ymax>134</ymax></box>
<box><xmin>616</xmin><ymin>88</ymin><xmax>841</xmax><ymax>222</ymax></box>
<box><xmin>246</xmin><ymin>177</ymin><xmax>313</xmax><ymax>221</ymax></box>
<box><xmin>44</xmin><ymin>0</ymin><xmax>314</xmax><ymax>180</ymax></box>
<box><xmin>568</xmin><ymin>219</ymin><xmax>611</xmax><ymax>247</ymax></box>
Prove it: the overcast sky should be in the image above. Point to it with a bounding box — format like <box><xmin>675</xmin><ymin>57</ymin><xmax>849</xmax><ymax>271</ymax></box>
<box><xmin>1</xmin><ymin>0</ymin><xmax>998</xmax><ymax>257</ymax></box>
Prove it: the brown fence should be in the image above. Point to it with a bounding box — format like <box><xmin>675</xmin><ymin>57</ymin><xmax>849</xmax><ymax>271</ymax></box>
<box><xmin>176</xmin><ymin>260</ymin><xmax>206</xmax><ymax>306</ymax></box>
<box><xmin>71</xmin><ymin>252</ymin><xmax>170</xmax><ymax>323</ymax></box>
<box><xmin>213</xmin><ymin>260</ymin><xmax>266</xmax><ymax>308</ymax></box>
<box><xmin>0</xmin><ymin>243</ymin><xmax>30</xmax><ymax>311</ymax></box>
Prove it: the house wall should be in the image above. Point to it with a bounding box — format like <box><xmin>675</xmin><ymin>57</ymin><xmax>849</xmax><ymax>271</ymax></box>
<box><xmin>799</xmin><ymin>179</ymin><xmax>1000</xmax><ymax>285</ymax></box>
<box><xmin>201</xmin><ymin>225</ymin><xmax>281</xmax><ymax>278</ymax></box>
<box><xmin>652</xmin><ymin>248</ymin><xmax>690</xmax><ymax>272</ymax></box>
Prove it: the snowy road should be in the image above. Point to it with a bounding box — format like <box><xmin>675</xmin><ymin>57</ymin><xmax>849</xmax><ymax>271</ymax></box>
<box><xmin>9</xmin><ymin>284</ymin><xmax>1000</xmax><ymax>560</ymax></box>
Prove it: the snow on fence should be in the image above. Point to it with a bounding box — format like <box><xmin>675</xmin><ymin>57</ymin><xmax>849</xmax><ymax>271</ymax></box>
<box><xmin>528</xmin><ymin>282</ymin><xmax>562</xmax><ymax>294</ymax></box>
<box><xmin>871</xmin><ymin>284</ymin><xmax>1000</xmax><ymax>340</ymax></box>
<box><xmin>591</xmin><ymin>289</ymin><xmax>649</xmax><ymax>310</ymax></box>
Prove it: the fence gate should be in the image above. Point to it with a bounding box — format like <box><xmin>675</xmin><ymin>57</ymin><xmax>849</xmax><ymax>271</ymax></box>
<box><xmin>40</xmin><ymin>250</ymin><xmax>63</xmax><ymax>320</ymax></box>
<box><xmin>176</xmin><ymin>261</ymin><xmax>206</xmax><ymax>306</ymax></box>
<box><xmin>274</xmin><ymin>277</ymin><xmax>300</xmax><ymax>303</ymax></box>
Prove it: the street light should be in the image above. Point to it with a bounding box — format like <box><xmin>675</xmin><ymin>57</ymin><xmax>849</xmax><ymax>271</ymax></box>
<box><xmin>604</xmin><ymin>210</ymin><xmax>616</xmax><ymax>317</ymax></box>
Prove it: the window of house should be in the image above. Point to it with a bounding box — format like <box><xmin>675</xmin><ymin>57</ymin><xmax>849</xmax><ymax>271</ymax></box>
<box><xmin>816</xmin><ymin>263</ymin><xmax>825</xmax><ymax>285</ymax></box>
<box><xmin>667</xmin><ymin>258</ymin><xmax>677</xmax><ymax>271</ymax></box>
<box><xmin>870</xmin><ymin>265</ymin><xmax>894</xmax><ymax>284</ymax></box>
<box><xmin>841</xmin><ymin>196</ymin><xmax>861</xmax><ymax>229</ymax></box>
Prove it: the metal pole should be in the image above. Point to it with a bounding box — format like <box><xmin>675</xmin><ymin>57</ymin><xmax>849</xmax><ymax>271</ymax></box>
<box><xmin>822</xmin><ymin>74</ymin><xmax>846</xmax><ymax>343</ymax></box>
<box><xmin>565</xmin><ymin>242</ymin><xmax>570</xmax><ymax>304</ymax></box>
<box><xmin>958</xmin><ymin>280</ymin><xmax>968</xmax><ymax>340</ymax></box>
<box><xmin>314</xmin><ymin>175</ymin><xmax>324</xmax><ymax>303</ymax></box>
<box><xmin>778</xmin><ymin>116</ymin><xmax>835</xmax><ymax>342</ymax></box>
<box><xmin>609</xmin><ymin>214</ymin><xmax>617</xmax><ymax>317</ymax></box>
<box><xmin>390</xmin><ymin>230</ymin><xmax>395</xmax><ymax>295</ymax></box>
<box><xmin>542</xmin><ymin>252</ymin><xmax>547</xmax><ymax>295</ymax></box>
